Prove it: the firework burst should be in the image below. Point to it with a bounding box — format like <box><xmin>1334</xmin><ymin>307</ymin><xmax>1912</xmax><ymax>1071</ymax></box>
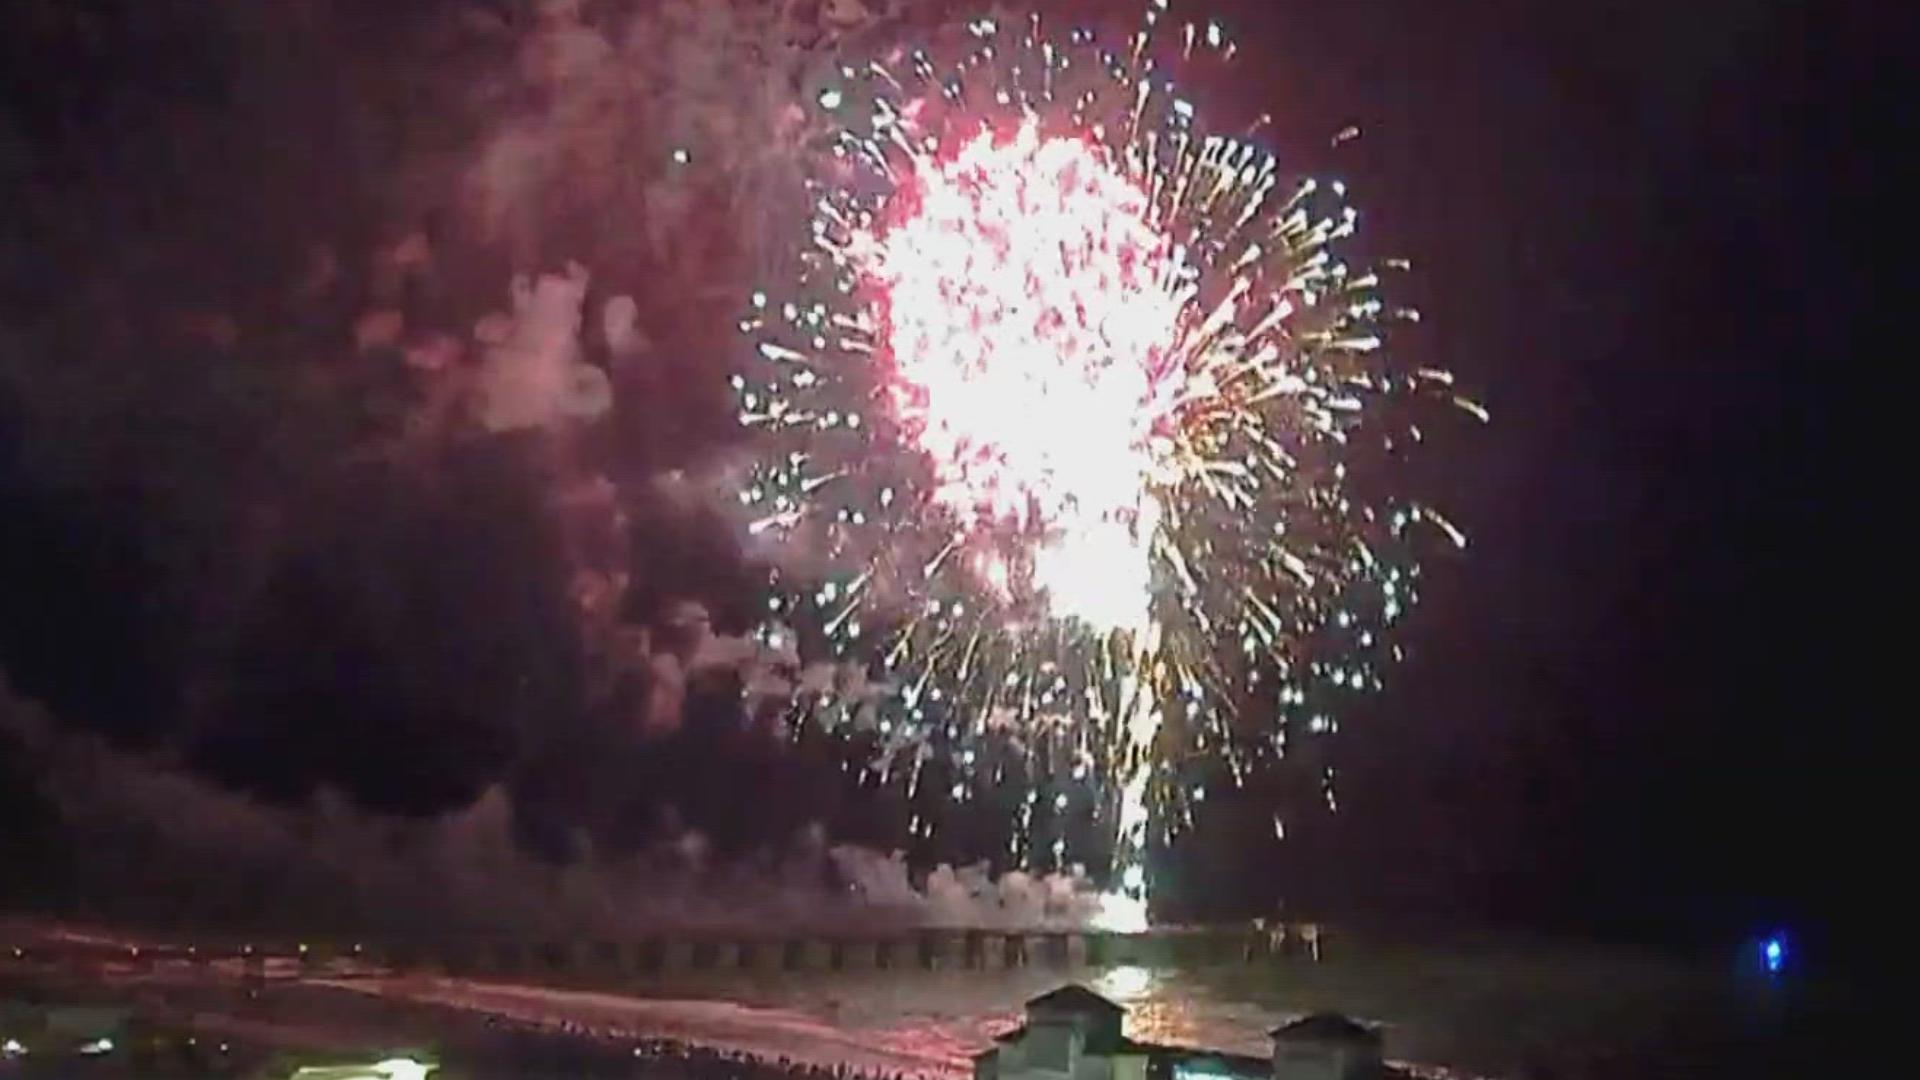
<box><xmin>735</xmin><ymin>1</ymin><xmax>1481</xmax><ymax>911</ymax></box>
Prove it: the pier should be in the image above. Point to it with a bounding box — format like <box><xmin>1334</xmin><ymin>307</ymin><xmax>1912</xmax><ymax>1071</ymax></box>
<box><xmin>4</xmin><ymin>922</ymin><xmax>1328</xmax><ymax>986</ymax></box>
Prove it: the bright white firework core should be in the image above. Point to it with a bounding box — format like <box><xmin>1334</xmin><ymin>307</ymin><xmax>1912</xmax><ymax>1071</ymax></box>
<box><xmin>858</xmin><ymin>119</ymin><xmax>1185</xmax><ymax>631</ymax></box>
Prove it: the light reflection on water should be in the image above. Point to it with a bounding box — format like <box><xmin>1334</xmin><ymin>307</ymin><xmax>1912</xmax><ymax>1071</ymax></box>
<box><xmin>22</xmin><ymin>922</ymin><xmax>1841</xmax><ymax>1080</ymax></box>
<box><xmin>1087</xmin><ymin>965</ymin><xmax>1212</xmax><ymax>1053</ymax></box>
<box><xmin>568</xmin><ymin>939</ymin><xmax>1795</xmax><ymax>1080</ymax></box>
<box><xmin>43</xmin><ymin>920</ymin><xmax>1809</xmax><ymax>1080</ymax></box>
<box><xmin>601</xmin><ymin>964</ymin><xmax>1379</xmax><ymax>1064</ymax></box>
<box><xmin>1090</xmin><ymin>964</ymin><xmax>1157</xmax><ymax>1002</ymax></box>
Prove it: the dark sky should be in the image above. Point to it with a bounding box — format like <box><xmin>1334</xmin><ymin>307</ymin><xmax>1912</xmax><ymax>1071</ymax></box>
<box><xmin>1223</xmin><ymin>0</ymin><xmax>1881</xmax><ymax>954</ymax></box>
<box><xmin>0</xmin><ymin>0</ymin><xmax>1887</xmax><ymax>959</ymax></box>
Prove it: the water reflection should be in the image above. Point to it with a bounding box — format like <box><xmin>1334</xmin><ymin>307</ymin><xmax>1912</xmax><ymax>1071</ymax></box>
<box><xmin>1092</xmin><ymin>964</ymin><xmax>1157</xmax><ymax>1001</ymax></box>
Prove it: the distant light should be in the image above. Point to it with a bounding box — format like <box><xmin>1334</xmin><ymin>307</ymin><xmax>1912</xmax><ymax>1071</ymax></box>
<box><xmin>288</xmin><ymin>1057</ymin><xmax>436</xmax><ymax>1080</ymax></box>
<box><xmin>1093</xmin><ymin>964</ymin><xmax>1154</xmax><ymax>999</ymax></box>
<box><xmin>373</xmin><ymin>1058</ymin><xmax>437</xmax><ymax>1080</ymax></box>
<box><xmin>1762</xmin><ymin>933</ymin><xmax>1787</xmax><ymax>974</ymax></box>
<box><xmin>671</xmin><ymin>148</ymin><xmax>691</xmax><ymax>165</ymax></box>
<box><xmin>3</xmin><ymin>1037</ymin><xmax>27</xmax><ymax>1058</ymax></box>
<box><xmin>79</xmin><ymin>1037</ymin><xmax>115</xmax><ymax>1055</ymax></box>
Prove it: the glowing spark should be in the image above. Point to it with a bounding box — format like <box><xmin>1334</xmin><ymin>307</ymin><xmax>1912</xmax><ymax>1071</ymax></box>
<box><xmin>736</xmin><ymin>1</ymin><xmax>1475</xmax><ymax>910</ymax></box>
<box><xmin>854</xmin><ymin>119</ymin><xmax>1180</xmax><ymax>629</ymax></box>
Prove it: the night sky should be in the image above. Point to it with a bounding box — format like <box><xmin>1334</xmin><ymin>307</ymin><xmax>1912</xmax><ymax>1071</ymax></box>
<box><xmin>1265</xmin><ymin>0</ymin><xmax>1881</xmax><ymax>956</ymax></box>
<box><xmin>0</xmin><ymin>0</ymin><xmax>1885</xmax><ymax>964</ymax></box>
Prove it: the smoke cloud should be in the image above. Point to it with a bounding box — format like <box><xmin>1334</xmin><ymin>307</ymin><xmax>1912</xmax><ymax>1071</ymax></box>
<box><xmin>2</xmin><ymin>682</ymin><xmax>1105</xmax><ymax>934</ymax></box>
<box><xmin>461</xmin><ymin>0</ymin><xmax>924</xmax><ymax>280</ymax></box>
<box><xmin>0</xmin><ymin>0</ymin><xmax>1137</xmax><ymax>940</ymax></box>
<box><xmin>473</xmin><ymin>262</ymin><xmax>614</xmax><ymax>432</ymax></box>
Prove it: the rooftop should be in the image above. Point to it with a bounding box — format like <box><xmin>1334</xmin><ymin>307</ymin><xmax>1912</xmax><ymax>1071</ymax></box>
<box><xmin>1271</xmin><ymin>1013</ymin><xmax>1382</xmax><ymax>1044</ymax></box>
<box><xmin>1024</xmin><ymin>984</ymin><xmax>1125</xmax><ymax>1015</ymax></box>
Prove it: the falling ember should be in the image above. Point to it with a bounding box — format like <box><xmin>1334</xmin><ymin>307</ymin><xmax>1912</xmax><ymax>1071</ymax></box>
<box><xmin>736</xmin><ymin>2</ymin><xmax>1482</xmax><ymax>909</ymax></box>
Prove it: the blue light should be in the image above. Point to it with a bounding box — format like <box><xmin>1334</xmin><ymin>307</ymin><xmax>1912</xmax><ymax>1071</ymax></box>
<box><xmin>1761</xmin><ymin>934</ymin><xmax>1787</xmax><ymax>974</ymax></box>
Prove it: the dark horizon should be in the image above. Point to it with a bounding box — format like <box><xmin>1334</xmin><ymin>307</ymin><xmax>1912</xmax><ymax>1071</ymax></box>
<box><xmin>0</xmin><ymin>0</ymin><xmax>1885</xmax><ymax>971</ymax></box>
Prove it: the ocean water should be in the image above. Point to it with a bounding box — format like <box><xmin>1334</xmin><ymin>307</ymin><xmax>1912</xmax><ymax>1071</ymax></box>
<box><xmin>312</xmin><ymin>935</ymin><xmax>1853</xmax><ymax>1080</ymax></box>
<box><xmin>8</xmin><ymin>923</ymin><xmax>1863</xmax><ymax>1079</ymax></box>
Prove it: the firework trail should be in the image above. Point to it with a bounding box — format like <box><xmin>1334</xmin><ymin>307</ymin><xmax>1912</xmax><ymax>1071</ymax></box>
<box><xmin>735</xmin><ymin>1</ymin><xmax>1481</xmax><ymax>920</ymax></box>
